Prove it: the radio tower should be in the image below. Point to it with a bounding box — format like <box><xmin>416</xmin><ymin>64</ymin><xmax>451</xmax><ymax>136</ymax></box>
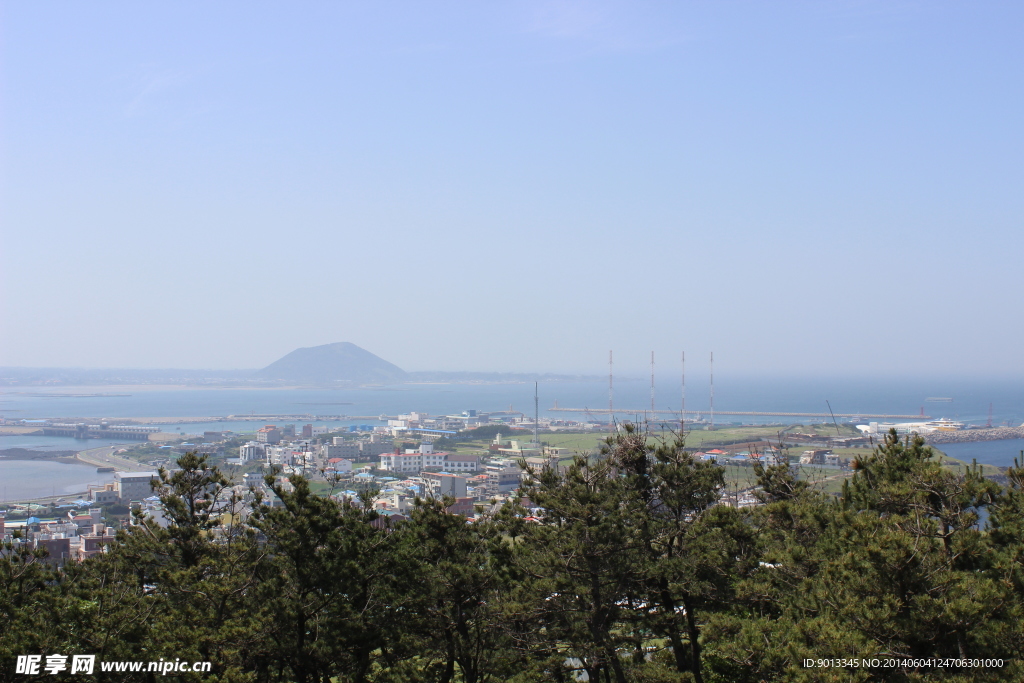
<box><xmin>534</xmin><ymin>382</ymin><xmax>540</xmax><ymax>445</ymax></box>
<box><xmin>650</xmin><ymin>351</ymin><xmax>655</xmax><ymax>422</ymax></box>
<box><xmin>987</xmin><ymin>402</ymin><xmax>993</xmax><ymax>428</ymax></box>
<box><xmin>681</xmin><ymin>351</ymin><xmax>686</xmax><ymax>432</ymax></box>
<box><xmin>608</xmin><ymin>351</ymin><xmax>614</xmax><ymax>432</ymax></box>
<box><xmin>710</xmin><ymin>351</ymin><xmax>715</xmax><ymax>430</ymax></box>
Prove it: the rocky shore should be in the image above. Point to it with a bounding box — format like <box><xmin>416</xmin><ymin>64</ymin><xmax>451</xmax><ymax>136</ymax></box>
<box><xmin>924</xmin><ymin>426</ymin><xmax>1024</xmax><ymax>445</ymax></box>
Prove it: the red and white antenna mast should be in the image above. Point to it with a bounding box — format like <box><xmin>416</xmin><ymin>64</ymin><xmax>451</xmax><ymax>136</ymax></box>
<box><xmin>650</xmin><ymin>351</ymin><xmax>655</xmax><ymax>421</ymax></box>
<box><xmin>709</xmin><ymin>351</ymin><xmax>715</xmax><ymax>430</ymax></box>
<box><xmin>608</xmin><ymin>350</ymin><xmax>614</xmax><ymax>432</ymax></box>
<box><xmin>681</xmin><ymin>351</ymin><xmax>686</xmax><ymax>431</ymax></box>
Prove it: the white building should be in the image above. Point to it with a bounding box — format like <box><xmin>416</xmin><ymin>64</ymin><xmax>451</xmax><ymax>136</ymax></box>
<box><xmin>497</xmin><ymin>440</ymin><xmax>542</xmax><ymax>458</ymax></box>
<box><xmin>378</xmin><ymin>444</ymin><xmax>480</xmax><ymax>474</ymax></box>
<box><xmin>379</xmin><ymin>452</ymin><xmax>424</xmax><ymax>473</ymax></box>
<box><xmin>856</xmin><ymin>418</ymin><xmax>964</xmax><ymax>436</ymax></box>
<box><xmin>115</xmin><ymin>471</ymin><xmax>161</xmax><ymax>503</ymax></box>
<box><xmin>439</xmin><ymin>454</ymin><xmax>480</xmax><ymax>473</ymax></box>
<box><xmin>325</xmin><ymin>458</ymin><xmax>353</xmax><ymax>474</ymax></box>
<box><xmin>239</xmin><ymin>442</ymin><xmax>265</xmax><ymax>462</ymax></box>
<box><xmin>266</xmin><ymin>445</ymin><xmax>314</xmax><ymax>467</ymax></box>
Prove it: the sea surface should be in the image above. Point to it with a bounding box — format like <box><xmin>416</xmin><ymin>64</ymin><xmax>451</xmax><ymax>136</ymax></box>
<box><xmin>936</xmin><ymin>439</ymin><xmax>1024</xmax><ymax>469</ymax></box>
<box><xmin>0</xmin><ymin>459</ymin><xmax>115</xmax><ymax>502</ymax></box>
<box><xmin>2</xmin><ymin>376</ymin><xmax>1021</xmax><ymax>424</ymax></box>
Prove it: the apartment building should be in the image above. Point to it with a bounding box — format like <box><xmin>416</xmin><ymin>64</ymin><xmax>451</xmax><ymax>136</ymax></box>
<box><xmin>114</xmin><ymin>471</ymin><xmax>161</xmax><ymax>503</ymax></box>
<box><xmin>485</xmin><ymin>463</ymin><xmax>522</xmax><ymax>494</ymax></box>
<box><xmin>239</xmin><ymin>442</ymin><xmax>265</xmax><ymax>462</ymax></box>
<box><xmin>378</xmin><ymin>444</ymin><xmax>480</xmax><ymax>474</ymax></box>
<box><xmin>378</xmin><ymin>452</ymin><xmax>424</xmax><ymax>474</ymax></box>
<box><xmin>359</xmin><ymin>438</ymin><xmax>396</xmax><ymax>458</ymax></box>
<box><xmin>421</xmin><ymin>472</ymin><xmax>469</xmax><ymax>498</ymax></box>
<box><xmin>440</xmin><ymin>454</ymin><xmax>480</xmax><ymax>473</ymax></box>
<box><xmin>323</xmin><ymin>441</ymin><xmax>360</xmax><ymax>459</ymax></box>
<box><xmin>256</xmin><ymin>425</ymin><xmax>282</xmax><ymax>444</ymax></box>
<box><xmin>90</xmin><ymin>482</ymin><xmax>119</xmax><ymax>504</ymax></box>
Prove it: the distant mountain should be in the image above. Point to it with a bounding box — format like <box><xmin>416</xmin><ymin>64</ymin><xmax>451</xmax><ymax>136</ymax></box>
<box><xmin>255</xmin><ymin>342</ymin><xmax>408</xmax><ymax>384</ymax></box>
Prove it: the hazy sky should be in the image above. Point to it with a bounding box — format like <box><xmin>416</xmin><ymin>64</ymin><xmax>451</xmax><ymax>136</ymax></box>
<box><xmin>2</xmin><ymin>2</ymin><xmax>1022</xmax><ymax>377</ymax></box>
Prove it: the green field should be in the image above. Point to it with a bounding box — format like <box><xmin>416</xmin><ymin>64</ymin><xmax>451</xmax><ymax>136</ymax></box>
<box><xmin>307</xmin><ymin>480</ymin><xmax>345</xmax><ymax>497</ymax></box>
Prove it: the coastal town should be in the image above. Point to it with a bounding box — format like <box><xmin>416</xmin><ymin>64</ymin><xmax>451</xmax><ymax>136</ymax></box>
<box><xmin>5</xmin><ymin>399</ymin><xmax>1021</xmax><ymax>569</ymax></box>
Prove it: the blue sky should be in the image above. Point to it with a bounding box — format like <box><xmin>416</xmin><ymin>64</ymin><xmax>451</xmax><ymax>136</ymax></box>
<box><xmin>1</xmin><ymin>1</ymin><xmax>1022</xmax><ymax>376</ymax></box>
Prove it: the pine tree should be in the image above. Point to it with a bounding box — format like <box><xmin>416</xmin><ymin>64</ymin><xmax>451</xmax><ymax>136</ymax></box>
<box><xmin>249</xmin><ymin>473</ymin><xmax>403</xmax><ymax>683</ymax></box>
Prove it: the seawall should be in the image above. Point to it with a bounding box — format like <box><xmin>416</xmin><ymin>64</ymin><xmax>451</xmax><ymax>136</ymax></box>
<box><xmin>925</xmin><ymin>426</ymin><xmax>1024</xmax><ymax>445</ymax></box>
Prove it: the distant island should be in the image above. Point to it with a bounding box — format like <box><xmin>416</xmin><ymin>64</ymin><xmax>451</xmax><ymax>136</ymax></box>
<box><xmin>0</xmin><ymin>343</ymin><xmax>600</xmax><ymax>386</ymax></box>
<box><xmin>255</xmin><ymin>342</ymin><xmax>408</xmax><ymax>384</ymax></box>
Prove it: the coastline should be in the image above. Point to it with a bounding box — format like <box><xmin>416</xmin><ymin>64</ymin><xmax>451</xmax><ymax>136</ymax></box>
<box><xmin>0</xmin><ymin>448</ymin><xmax>81</xmax><ymax>465</ymax></box>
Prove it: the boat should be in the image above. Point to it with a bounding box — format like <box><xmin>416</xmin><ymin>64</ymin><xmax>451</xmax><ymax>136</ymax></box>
<box><xmin>856</xmin><ymin>417</ymin><xmax>965</xmax><ymax>435</ymax></box>
<box><xmin>925</xmin><ymin>397</ymin><xmax>953</xmax><ymax>402</ymax></box>
<box><xmin>923</xmin><ymin>418</ymin><xmax>964</xmax><ymax>431</ymax></box>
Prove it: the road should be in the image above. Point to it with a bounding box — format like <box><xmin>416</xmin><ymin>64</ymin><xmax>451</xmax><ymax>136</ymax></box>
<box><xmin>74</xmin><ymin>445</ymin><xmax>153</xmax><ymax>472</ymax></box>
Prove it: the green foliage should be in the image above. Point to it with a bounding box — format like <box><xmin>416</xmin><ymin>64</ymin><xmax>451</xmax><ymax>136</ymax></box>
<box><xmin>704</xmin><ymin>429</ymin><xmax>1022</xmax><ymax>681</ymax></box>
<box><xmin>432</xmin><ymin>424</ymin><xmax>531</xmax><ymax>451</ymax></box>
<box><xmin>2</xmin><ymin>430</ymin><xmax>1024</xmax><ymax>681</ymax></box>
<box><xmin>395</xmin><ymin>498</ymin><xmax>527</xmax><ymax>682</ymax></box>
<box><xmin>0</xmin><ymin>535</ymin><xmax>56</xmax><ymax>663</ymax></box>
<box><xmin>248</xmin><ymin>474</ymin><xmax>399</xmax><ymax>682</ymax></box>
<box><xmin>463</xmin><ymin>424</ymin><xmax>527</xmax><ymax>440</ymax></box>
<box><xmin>752</xmin><ymin>460</ymin><xmax>808</xmax><ymax>503</ymax></box>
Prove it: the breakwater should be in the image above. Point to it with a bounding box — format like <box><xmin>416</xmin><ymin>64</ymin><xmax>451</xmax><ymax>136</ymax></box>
<box><xmin>925</xmin><ymin>426</ymin><xmax>1024</xmax><ymax>445</ymax></box>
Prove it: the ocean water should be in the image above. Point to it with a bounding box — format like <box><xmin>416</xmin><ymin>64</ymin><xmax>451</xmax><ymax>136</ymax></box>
<box><xmin>2</xmin><ymin>376</ymin><xmax>1021</xmax><ymax>425</ymax></box>
<box><xmin>0</xmin><ymin>459</ymin><xmax>115</xmax><ymax>502</ymax></box>
<box><xmin>937</xmin><ymin>439</ymin><xmax>1024</xmax><ymax>469</ymax></box>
